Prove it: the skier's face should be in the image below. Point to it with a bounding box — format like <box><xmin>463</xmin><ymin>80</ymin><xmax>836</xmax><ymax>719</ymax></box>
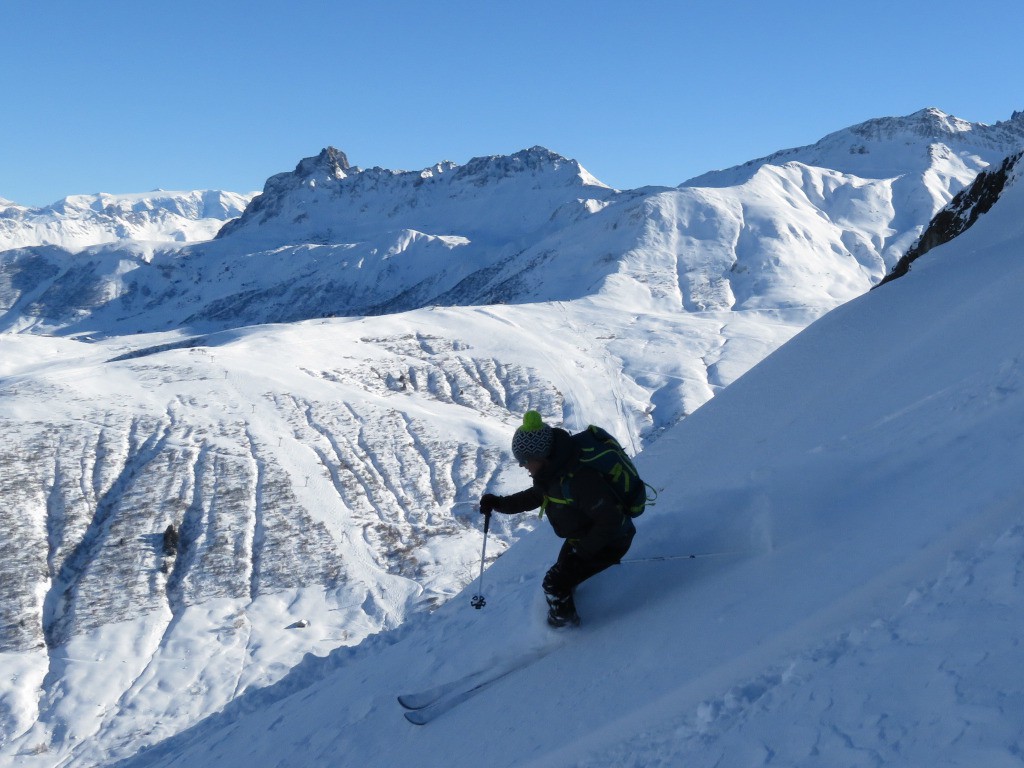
<box><xmin>523</xmin><ymin>458</ymin><xmax>545</xmax><ymax>479</ymax></box>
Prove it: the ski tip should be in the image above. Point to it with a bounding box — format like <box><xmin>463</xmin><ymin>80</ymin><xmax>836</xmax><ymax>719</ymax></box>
<box><xmin>397</xmin><ymin>695</ymin><xmax>424</xmax><ymax>710</ymax></box>
<box><xmin>404</xmin><ymin>710</ymin><xmax>429</xmax><ymax>726</ymax></box>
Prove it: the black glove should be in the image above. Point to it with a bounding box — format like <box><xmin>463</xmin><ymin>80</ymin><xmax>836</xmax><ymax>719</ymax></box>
<box><xmin>480</xmin><ymin>493</ymin><xmax>501</xmax><ymax>515</ymax></box>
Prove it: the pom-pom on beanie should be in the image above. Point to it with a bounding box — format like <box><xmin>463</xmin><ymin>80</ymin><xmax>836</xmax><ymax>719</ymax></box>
<box><xmin>511</xmin><ymin>410</ymin><xmax>553</xmax><ymax>465</ymax></box>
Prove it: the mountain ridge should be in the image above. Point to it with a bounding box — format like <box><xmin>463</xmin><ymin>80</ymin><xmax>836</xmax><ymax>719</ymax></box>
<box><xmin>216</xmin><ymin>144</ymin><xmax>613</xmax><ymax>246</ymax></box>
<box><xmin>684</xmin><ymin>106</ymin><xmax>1024</xmax><ymax>187</ymax></box>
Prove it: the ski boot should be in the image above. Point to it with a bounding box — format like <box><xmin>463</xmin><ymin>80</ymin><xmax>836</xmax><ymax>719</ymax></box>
<box><xmin>545</xmin><ymin>594</ymin><xmax>581</xmax><ymax>628</ymax></box>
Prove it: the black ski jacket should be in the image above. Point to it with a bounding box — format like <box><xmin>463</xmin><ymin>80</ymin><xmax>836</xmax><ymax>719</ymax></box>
<box><xmin>492</xmin><ymin>428</ymin><xmax>635</xmax><ymax>558</ymax></box>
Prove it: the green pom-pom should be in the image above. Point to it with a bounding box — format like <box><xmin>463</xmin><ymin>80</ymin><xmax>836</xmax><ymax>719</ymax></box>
<box><xmin>522</xmin><ymin>410</ymin><xmax>544</xmax><ymax>431</ymax></box>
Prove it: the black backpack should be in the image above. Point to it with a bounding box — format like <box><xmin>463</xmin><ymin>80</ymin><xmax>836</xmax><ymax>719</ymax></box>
<box><xmin>571</xmin><ymin>425</ymin><xmax>654</xmax><ymax>517</ymax></box>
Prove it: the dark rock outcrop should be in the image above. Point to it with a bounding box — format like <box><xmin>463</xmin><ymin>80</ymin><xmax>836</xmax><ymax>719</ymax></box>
<box><xmin>877</xmin><ymin>151</ymin><xmax>1022</xmax><ymax>287</ymax></box>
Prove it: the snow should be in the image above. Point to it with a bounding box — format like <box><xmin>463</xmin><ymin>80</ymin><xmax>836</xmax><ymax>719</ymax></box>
<box><xmin>32</xmin><ymin>141</ymin><xmax>1016</xmax><ymax>767</ymax></box>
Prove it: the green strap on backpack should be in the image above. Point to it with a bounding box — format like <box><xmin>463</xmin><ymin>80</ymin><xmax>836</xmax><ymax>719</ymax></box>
<box><xmin>571</xmin><ymin>425</ymin><xmax>656</xmax><ymax>517</ymax></box>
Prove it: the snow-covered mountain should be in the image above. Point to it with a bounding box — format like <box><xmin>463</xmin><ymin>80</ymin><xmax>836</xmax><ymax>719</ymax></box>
<box><xmin>216</xmin><ymin>145</ymin><xmax>614</xmax><ymax>246</ymax></box>
<box><xmin>2</xmin><ymin>108</ymin><xmax>1023</xmax><ymax>766</ymax></box>
<box><xmin>687</xmin><ymin>107</ymin><xmax>1024</xmax><ymax>189</ymax></box>
<box><xmin>0</xmin><ymin>190</ymin><xmax>254</xmax><ymax>252</ymax></box>
<box><xmin>4</xmin><ymin>110</ymin><xmax>1023</xmax><ymax>340</ymax></box>
<box><xmin>94</xmin><ymin>118</ymin><xmax>1024</xmax><ymax>767</ymax></box>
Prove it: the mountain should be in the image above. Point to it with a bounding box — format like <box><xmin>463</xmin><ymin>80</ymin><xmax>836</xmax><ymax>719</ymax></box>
<box><xmin>4</xmin><ymin>111</ymin><xmax>1023</xmax><ymax>340</ymax></box>
<box><xmin>0</xmin><ymin>190</ymin><xmax>254</xmax><ymax>253</ymax></box>
<box><xmin>0</xmin><ymin>147</ymin><xmax>623</xmax><ymax>335</ymax></box>
<box><xmin>2</xmin><ymin>108</ymin><xmax>1023</xmax><ymax>765</ymax></box>
<box><xmin>688</xmin><ymin>106</ymin><xmax>1023</xmax><ymax>251</ymax></box>
<box><xmin>216</xmin><ymin>145</ymin><xmax>614</xmax><ymax>246</ymax></box>
<box><xmin>686</xmin><ymin>107</ymin><xmax>1024</xmax><ymax>187</ymax></box>
<box><xmin>104</xmin><ymin>118</ymin><xmax>1024</xmax><ymax>768</ymax></box>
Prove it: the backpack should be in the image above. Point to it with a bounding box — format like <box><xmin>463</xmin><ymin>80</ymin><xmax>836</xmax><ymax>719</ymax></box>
<box><xmin>571</xmin><ymin>425</ymin><xmax>655</xmax><ymax>517</ymax></box>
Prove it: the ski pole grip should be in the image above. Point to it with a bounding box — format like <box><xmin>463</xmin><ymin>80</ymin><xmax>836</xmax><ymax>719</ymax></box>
<box><xmin>483</xmin><ymin>511</ymin><xmax>491</xmax><ymax>535</ymax></box>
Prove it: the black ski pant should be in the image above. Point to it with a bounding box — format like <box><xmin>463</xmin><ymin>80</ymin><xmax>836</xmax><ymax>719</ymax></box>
<box><xmin>542</xmin><ymin>535</ymin><xmax>633</xmax><ymax>613</ymax></box>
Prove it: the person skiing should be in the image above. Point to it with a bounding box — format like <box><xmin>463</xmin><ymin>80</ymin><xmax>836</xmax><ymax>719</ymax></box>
<box><xmin>480</xmin><ymin>410</ymin><xmax>637</xmax><ymax>627</ymax></box>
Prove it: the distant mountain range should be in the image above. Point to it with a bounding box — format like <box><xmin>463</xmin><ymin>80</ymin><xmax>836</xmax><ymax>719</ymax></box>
<box><xmin>0</xmin><ymin>190</ymin><xmax>254</xmax><ymax>252</ymax></box>
<box><xmin>4</xmin><ymin>109</ymin><xmax>1023</xmax><ymax>339</ymax></box>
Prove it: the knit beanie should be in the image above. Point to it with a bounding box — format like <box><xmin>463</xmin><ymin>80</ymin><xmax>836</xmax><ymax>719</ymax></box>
<box><xmin>511</xmin><ymin>410</ymin><xmax>554</xmax><ymax>465</ymax></box>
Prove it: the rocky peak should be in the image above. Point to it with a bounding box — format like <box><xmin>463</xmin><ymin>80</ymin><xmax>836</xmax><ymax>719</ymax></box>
<box><xmin>217</xmin><ymin>145</ymin><xmax>610</xmax><ymax>242</ymax></box>
<box><xmin>452</xmin><ymin>146</ymin><xmax>607</xmax><ymax>188</ymax></box>
<box><xmin>849</xmin><ymin>107</ymin><xmax>972</xmax><ymax>140</ymax></box>
<box><xmin>218</xmin><ymin>147</ymin><xmax>356</xmax><ymax>234</ymax></box>
<box><xmin>294</xmin><ymin>147</ymin><xmax>352</xmax><ymax>180</ymax></box>
<box><xmin>843</xmin><ymin>107</ymin><xmax>1024</xmax><ymax>152</ymax></box>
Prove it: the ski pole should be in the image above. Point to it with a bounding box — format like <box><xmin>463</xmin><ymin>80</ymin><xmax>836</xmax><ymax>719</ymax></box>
<box><xmin>470</xmin><ymin>512</ymin><xmax>491</xmax><ymax>609</ymax></box>
<box><xmin>622</xmin><ymin>550</ymin><xmax>743</xmax><ymax>564</ymax></box>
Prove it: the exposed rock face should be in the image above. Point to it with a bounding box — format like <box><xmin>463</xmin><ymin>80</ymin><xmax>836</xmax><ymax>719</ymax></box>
<box><xmin>878</xmin><ymin>151</ymin><xmax>1022</xmax><ymax>286</ymax></box>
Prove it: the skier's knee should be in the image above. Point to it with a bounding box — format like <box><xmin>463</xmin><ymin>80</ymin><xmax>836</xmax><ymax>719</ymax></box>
<box><xmin>540</xmin><ymin>569</ymin><xmax>565</xmax><ymax>598</ymax></box>
<box><xmin>542</xmin><ymin>565</ymin><xmax>571</xmax><ymax>600</ymax></box>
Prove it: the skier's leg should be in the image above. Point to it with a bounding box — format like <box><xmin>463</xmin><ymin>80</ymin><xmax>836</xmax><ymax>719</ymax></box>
<box><xmin>542</xmin><ymin>536</ymin><xmax>633</xmax><ymax>625</ymax></box>
<box><xmin>542</xmin><ymin>541</ymin><xmax>581</xmax><ymax>625</ymax></box>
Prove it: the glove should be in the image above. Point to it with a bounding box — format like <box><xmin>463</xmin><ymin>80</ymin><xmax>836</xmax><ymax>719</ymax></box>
<box><xmin>479</xmin><ymin>493</ymin><xmax>501</xmax><ymax>515</ymax></box>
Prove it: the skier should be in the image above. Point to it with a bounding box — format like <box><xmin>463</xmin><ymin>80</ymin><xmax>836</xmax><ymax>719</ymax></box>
<box><xmin>480</xmin><ymin>411</ymin><xmax>637</xmax><ymax>627</ymax></box>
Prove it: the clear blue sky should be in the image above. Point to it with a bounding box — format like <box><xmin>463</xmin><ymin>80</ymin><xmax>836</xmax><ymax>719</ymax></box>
<box><xmin>3</xmin><ymin>0</ymin><xmax>1022</xmax><ymax>207</ymax></box>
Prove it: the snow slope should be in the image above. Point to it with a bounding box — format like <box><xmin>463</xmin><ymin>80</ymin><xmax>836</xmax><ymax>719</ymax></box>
<box><xmin>99</xmin><ymin>128</ymin><xmax>1024</xmax><ymax>768</ymax></box>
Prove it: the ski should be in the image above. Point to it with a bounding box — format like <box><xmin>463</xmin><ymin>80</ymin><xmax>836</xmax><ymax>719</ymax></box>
<box><xmin>402</xmin><ymin>667</ymin><xmax>514</xmax><ymax>725</ymax></box>
<box><xmin>399</xmin><ymin>645</ymin><xmax>556</xmax><ymax>725</ymax></box>
<box><xmin>397</xmin><ymin>666</ymin><xmax>495</xmax><ymax>711</ymax></box>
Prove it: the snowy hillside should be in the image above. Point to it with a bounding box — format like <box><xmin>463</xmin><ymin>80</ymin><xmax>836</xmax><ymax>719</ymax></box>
<box><xmin>104</xmin><ymin>118</ymin><xmax>1024</xmax><ymax>768</ymax></box>
<box><xmin>2</xmin><ymin>108</ymin><xmax>1024</xmax><ymax>766</ymax></box>
<box><xmin>0</xmin><ymin>190</ymin><xmax>254</xmax><ymax>252</ymax></box>
<box><xmin>687</xmin><ymin>107</ymin><xmax>1024</xmax><ymax>263</ymax></box>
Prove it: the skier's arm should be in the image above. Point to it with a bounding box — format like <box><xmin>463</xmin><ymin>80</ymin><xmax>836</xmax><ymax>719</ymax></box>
<box><xmin>481</xmin><ymin>487</ymin><xmax>543</xmax><ymax>515</ymax></box>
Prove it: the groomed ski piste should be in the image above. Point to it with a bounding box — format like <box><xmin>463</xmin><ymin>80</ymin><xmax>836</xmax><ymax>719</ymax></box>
<box><xmin>105</xmin><ymin>156</ymin><xmax>1024</xmax><ymax>766</ymax></box>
